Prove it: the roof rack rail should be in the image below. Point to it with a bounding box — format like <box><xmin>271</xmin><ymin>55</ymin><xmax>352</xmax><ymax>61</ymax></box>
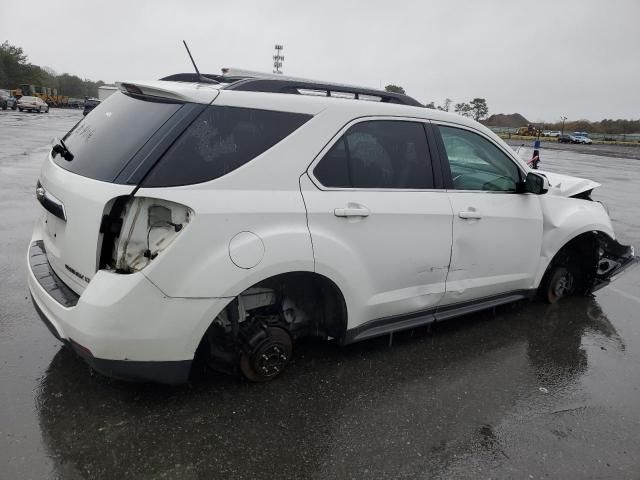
<box><xmin>222</xmin><ymin>78</ymin><xmax>424</xmax><ymax>107</ymax></box>
<box><xmin>158</xmin><ymin>73</ymin><xmax>248</xmax><ymax>84</ymax></box>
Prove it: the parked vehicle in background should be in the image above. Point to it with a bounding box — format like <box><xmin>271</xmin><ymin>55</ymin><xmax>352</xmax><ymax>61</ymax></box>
<box><xmin>558</xmin><ymin>134</ymin><xmax>572</xmax><ymax>143</ymax></box>
<box><xmin>572</xmin><ymin>132</ymin><xmax>593</xmax><ymax>144</ymax></box>
<box><xmin>82</xmin><ymin>97</ymin><xmax>101</xmax><ymax>116</ymax></box>
<box><xmin>27</xmin><ymin>74</ymin><xmax>637</xmax><ymax>385</ymax></box>
<box><xmin>8</xmin><ymin>96</ymin><xmax>18</xmax><ymax>110</ymax></box>
<box><xmin>0</xmin><ymin>89</ymin><xmax>9</xmax><ymax>110</ymax></box>
<box><xmin>544</xmin><ymin>130</ymin><xmax>561</xmax><ymax>137</ymax></box>
<box><xmin>19</xmin><ymin>84</ymin><xmax>69</xmax><ymax>108</ymax></box>
<box><xmin>17</xmin><ymin>96</ymin><xmax>49</xmax><ymax>113</ymax></box>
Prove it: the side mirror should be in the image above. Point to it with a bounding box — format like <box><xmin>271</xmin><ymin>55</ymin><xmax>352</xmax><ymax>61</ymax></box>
<box><xmin>525</xmin><ymin>171</ymin><xmax>549</xmax><ymax>195</ymax></box>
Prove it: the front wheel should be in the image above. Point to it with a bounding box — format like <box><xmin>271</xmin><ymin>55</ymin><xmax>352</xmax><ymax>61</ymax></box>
<box><xmin>240</xmin><ymin>326</ymin><xmax>292</xmax><ymax>382</ymax></box>
<box><xmin>542</xmin><ymin>266</ymin><xmax>575</xmax><ymax>304</ymax></box>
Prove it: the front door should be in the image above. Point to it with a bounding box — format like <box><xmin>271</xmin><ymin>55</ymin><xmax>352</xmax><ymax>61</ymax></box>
<box><xmin>434</xmin><ymin>124</ymin><xmax>543</xmax><ymax>306</ymax></box>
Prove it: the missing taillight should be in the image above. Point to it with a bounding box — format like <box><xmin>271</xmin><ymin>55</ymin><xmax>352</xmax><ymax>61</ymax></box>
<box><xmin>100</xmin><ymin>197</ymin><xmax>192</xmax><ymax>273</ymax></box>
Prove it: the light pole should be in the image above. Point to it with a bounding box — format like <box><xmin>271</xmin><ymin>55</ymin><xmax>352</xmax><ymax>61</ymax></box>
<box><xmin>273</xmin><ymin>44</ymin><xmax>284</xmax><ymax>74</ymax></box>
<box><xmin>560</xmin><ymin>115</ymin><xmax>567</xmax><ymax>136</ymax></box>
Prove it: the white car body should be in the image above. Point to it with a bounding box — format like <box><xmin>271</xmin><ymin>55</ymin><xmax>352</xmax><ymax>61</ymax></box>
<box><xmin>27</xmin><ymin>77</ymin><xmax>636</xmax><ymax>384</ymax></box>
<box><xmin>18</xmin><ymin>95</ymin><xmax>49</xmax><ymax>112</ymax></box>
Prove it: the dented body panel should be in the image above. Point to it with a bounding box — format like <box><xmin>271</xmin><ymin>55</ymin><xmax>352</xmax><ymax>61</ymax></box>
<box><xmin>541</xmin><ymin>170</ymin><xmax>601</xmax><ymax>197</ymax></box>
<box><xmin>534</xmin><ymin>194</ymin><xmax>615</xmax><ymax>287</ymax></box>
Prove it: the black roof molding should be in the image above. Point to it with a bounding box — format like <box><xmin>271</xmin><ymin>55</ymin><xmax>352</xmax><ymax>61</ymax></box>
<box><xmin>223</xmin><ymin>78</ymin><xmax>424</xmax><ymax>107</ymax></box>
<box><xmin>159</xmin><ymin>73</ymin><xmax>249</xmax><ymax>84</ymax></box>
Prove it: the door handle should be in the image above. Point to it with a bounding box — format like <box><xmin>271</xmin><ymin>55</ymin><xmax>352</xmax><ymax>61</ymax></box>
<box><xmin>334</xmin><ymin>206</ymin><xmax>370</xmax><ymax>217</ymax></box>
<box><xmin>458</xmin><ymin>210</ymin><xmax>482</xmax><ymax>220</ymax></box>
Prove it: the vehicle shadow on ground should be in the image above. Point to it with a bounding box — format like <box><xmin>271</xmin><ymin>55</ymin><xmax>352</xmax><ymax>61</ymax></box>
<box><xmin>36</xmin><ymin>297</ymin><xmax>622</xmax><ymax>479</ymax></box>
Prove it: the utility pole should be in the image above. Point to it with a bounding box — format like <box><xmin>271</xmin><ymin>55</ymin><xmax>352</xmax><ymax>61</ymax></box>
<box><xmin>560</xmin><ymin>115</ymin><xmax>567</xmax><ymax>136</ymax></box>
<box><xmin>273</xmin><ymin>44</ymin><xmax>284</xmax><ymax>74</ymax></box>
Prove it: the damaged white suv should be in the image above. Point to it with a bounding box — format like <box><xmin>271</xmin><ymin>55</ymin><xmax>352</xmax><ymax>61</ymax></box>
<box><xmin>28</xmin><ymin>74</ymin><xmax>637</xmax><ymax>384</ymax></box>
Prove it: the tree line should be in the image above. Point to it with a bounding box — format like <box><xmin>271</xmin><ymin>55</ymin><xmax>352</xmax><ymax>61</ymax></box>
<box><xmin>385</xmin><ymin>85</ymin><xmax>489</xmax><ymax>122</ymax></box>
<box><xmin>385</xmin><ymin>84</ymin><xmax>639</xmax><ymax>134</ymax></box>
<box><xmin>0</xmin><ymin>41</ymin><xmax>107</xmax><ymax>98</ymax></box>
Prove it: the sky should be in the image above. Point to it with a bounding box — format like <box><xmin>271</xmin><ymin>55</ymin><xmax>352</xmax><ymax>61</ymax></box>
<box><xmin>3</xmin><ymin>0</ymin><xmax>639</xmax><ymax>122</ymax></box>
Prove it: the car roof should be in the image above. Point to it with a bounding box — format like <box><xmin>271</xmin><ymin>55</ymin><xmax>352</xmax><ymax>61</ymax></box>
<box><xmin>121</xmin><ymin>79</ymin><xmax>481</xmax><ymax>127</ymax></box>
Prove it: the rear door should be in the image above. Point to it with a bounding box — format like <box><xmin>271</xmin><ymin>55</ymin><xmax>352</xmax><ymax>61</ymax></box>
<box><xmin>301</xmin><ymin>118</ymin><xmax>453</xmax><ymax>330</ymax></box>
<box><xmin>433</xmin><ymin>123</ymin><xmax>543</xmax><ymax>306</ymax></box>
<box><xmin>36</xmin><ymin>91</ymin><xmax>200</xmax><ymax>294</ymax></box>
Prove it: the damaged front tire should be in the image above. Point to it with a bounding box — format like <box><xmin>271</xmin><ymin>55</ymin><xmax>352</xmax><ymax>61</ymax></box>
<box><xmin>543</xmin><ymin>266</ymin><xmax>575</xmax><ymax>304</ymax></box>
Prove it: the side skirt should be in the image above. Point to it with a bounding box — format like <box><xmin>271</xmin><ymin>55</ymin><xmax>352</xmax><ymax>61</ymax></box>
<box><xmin>341</xmin><ymin>290</ymin><xmax>536</xmax><ymax>345</ymax></box>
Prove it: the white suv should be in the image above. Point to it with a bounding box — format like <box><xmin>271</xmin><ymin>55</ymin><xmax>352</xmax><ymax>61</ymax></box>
<box><xmin>28</xmin><ymin>75</ymin><xmax>637</xmax><ymax>384</ymax></box>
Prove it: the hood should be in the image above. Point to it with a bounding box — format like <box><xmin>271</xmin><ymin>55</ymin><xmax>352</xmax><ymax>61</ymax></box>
<box><xmin>538</xmin><ymin>170</ymin><xmax>601</xmax><ymax>197</ymax></box>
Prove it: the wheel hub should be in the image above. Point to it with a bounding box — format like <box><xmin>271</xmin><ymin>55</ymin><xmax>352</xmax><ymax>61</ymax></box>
<box><xmin>254</xmin><ymin>344</ymin><xmax>289</xmax><ymax>377</ymax></box>
<box><xmin>553</xmin><ymin>273</ymin><xmax>573</xmax><ymax>297</ymax></box>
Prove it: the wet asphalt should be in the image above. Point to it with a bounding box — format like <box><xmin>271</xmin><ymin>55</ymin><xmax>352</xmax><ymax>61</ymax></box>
<box><xmin>1</xmin><ymin>109</ymin><xmax>640</xmax><ymax>480</ymax></box>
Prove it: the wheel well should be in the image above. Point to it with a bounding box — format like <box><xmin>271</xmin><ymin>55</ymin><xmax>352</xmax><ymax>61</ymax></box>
<box><xmin>244</xmin><ymin>271</ymin><xmax>348</xmax><ymax>340</ymax></box>
<box><xmin>193</xmin><ymin>272</ymin><xmax>348</xmax><ymax>376</ymax></box>
<box><xmin>541</xmin><ymin>232</ymin><xmax>602</xmax><ymax>295</ymax></box>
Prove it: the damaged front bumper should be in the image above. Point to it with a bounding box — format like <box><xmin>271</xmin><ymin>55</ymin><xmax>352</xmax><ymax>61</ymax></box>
<box><xmin>591</xmin><ymin>239</ymin><xmax>639</xmax><ymax>293</ymax></box>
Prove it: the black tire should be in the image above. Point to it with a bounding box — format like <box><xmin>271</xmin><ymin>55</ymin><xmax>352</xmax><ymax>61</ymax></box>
<box><xmin>542</xmin><ymin>266</ymin><xmax>575</xmax><ymax>304</ymax></box>
<box><xmin>240</xmin><ymin>326</ymin><xmax>292</xmax><ymax>382</ymax></box>
<box><xmin>18</xmin><ymin>108</ymin><xmax>23</xmax><ymax>112</ymax></box>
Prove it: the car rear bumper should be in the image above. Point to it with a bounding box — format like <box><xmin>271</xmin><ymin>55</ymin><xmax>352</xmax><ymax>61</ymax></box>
<box><xmin>27</xmin><ymin>232</ymin><xmax>229</xmax><ymax>384</ymax></box>
<box><xmin>29</xmin><ymin>294</ymin><xmax>192</xmax><ymax>384</ymax></box>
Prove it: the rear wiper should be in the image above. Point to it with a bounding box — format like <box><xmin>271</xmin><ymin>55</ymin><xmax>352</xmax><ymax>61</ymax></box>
<box><xmin>52</xmin><ymin>138</ymin><xmax>74</xmax><ymax>162</ymax></box>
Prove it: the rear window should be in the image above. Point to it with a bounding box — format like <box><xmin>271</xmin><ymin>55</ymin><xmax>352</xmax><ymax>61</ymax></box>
<box><xmin>55</xmin><ymin>92</ymin><xmax>182</xmax><ymax>182</ymax></box>
<box><xmin>141</xmin><ymin>105</ymin><xmax>312</xmax><ymax>187</ymax></box>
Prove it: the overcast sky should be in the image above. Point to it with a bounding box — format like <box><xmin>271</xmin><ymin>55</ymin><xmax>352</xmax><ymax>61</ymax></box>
<box><xmin>4</xmin><ymin>0</ymin><xmax>639</xmax><ymax>121</ymax></box>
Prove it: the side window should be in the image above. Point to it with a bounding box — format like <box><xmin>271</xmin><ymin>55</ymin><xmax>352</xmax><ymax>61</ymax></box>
<box><xmin>438</xmin><ymin>126</ymin><xmax>521</xmax><ymax>192</ymax></box>
<box><xmin>143</xmin><ymin>105</ymin><xmax>311</xmax><ymax>187</ymax></box>
<box><xmin>313</xmin><ymin>120</ymin><xmax>434</xmax><ymax>189</ymax></box>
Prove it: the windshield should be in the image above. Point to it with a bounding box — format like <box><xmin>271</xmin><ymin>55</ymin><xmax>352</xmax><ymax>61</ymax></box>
<box><xmin>56</xmin><ymin>91</ymin><xmax>182</xmax><ymax>182</ymax></box>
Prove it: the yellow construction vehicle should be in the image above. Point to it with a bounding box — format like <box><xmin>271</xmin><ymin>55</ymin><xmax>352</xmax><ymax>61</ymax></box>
<box><xmin>16</xmin><ymin>84</ymin><xmax>69</xmax><ymax>108</ymax></box>
<box><xmin>516</xmin><ymin>124</ymin><xmax>542</xmax><ymax>137</ymax></box>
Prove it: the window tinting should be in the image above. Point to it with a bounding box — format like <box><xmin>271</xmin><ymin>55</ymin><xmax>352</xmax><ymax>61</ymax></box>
<box><xmin>142</xmin><ymin>106</ymin><xmax>312</xmax><ymax>187</ymax></box>
<box><xmin>313</xmin><ymin>120</ymin><xmax>433</xmax><ymax>189</ymax></box>
<box><xmin>56</xmin><ymin>92</ymin><xmax>182</xmax><ymax>182</ymax></box>
<box><xmin>438</xmin><ymin>126</ymin><xmax>521</xmax><ymax>192</ymax></box>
